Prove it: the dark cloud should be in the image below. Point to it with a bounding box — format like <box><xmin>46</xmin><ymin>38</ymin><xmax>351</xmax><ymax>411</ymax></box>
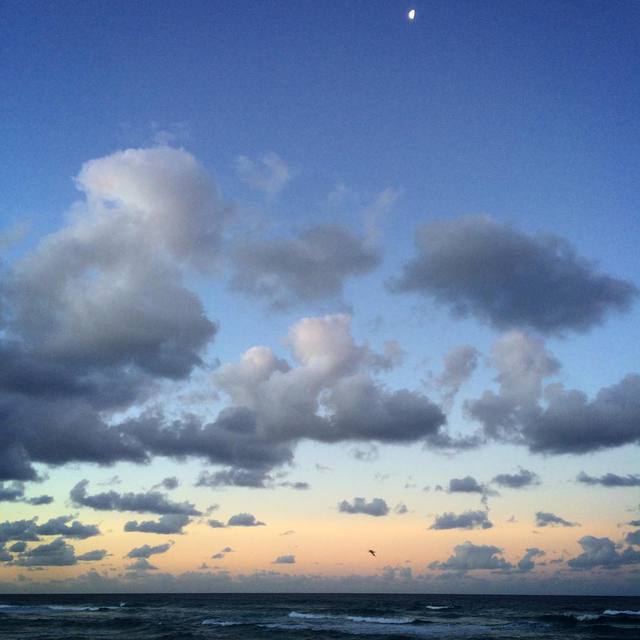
<box><xmin>577</xmin><ymin>472</ymin><xmax>640</xmax><ymax>487</ymax></box>
<box><xmin>0</xmin><ymin>481</ymin><xmax>25</xmax><ymax>501</ymax></box>
<box><xmin>221</xmin><ymin>546</ymin><xmax>233</xmax><ymax>553</ymax></box>
<box><xmin>27</xmin><ymin>495</ymin><xmax>54</xmax><ymax>505</ymax></box>
<box><xmin>492</xmin><ymin>469</ymin><xmax>541</xmax><ymax>489</ymax></box>
<box><xmin>338</xmin><ymin>497</ymin><xmax>389</xmax><ymax>517</ymax></box>
<box><xmin>279</xmin><ymin>481</ymin><xmax>310</xmax><ymax>490</ymax></box>
<box><xmin>212</xmin><ymin>552</ymin><xmax>225</xmax><ymax>559</ymax></box>
<box><xmin>158</xmin><ymin>477</ymin><xmax>180</xmax><ymax>491</ymax></box>
<box><xmin>229</xmin><ymin>224</ymin><xmax>381</xmax><ymax>310</ymax></box>
<box><xmin>517</xmin><ymin>548</ymin><xmax>545</xmax><ymax>572</ymax></box>
<box><xmin>77</xmin><ymin>549</ymin><xmax>109</xmax><ymax>562</ymax></box>
<box><xmin>626</xmin><ymin>530</ymin><xmax>640</xmax><ymax>546</ymax></box>
<box><xmin>391</xmin><ymin>215</ymin><xmax>636</xmax><ymax>334</ymax></box>
<box><xmin>8</xmin><ymin>542</ymin><xmax>27</xmax><ymax>553</ymax></box>
<box><xmin>447</xmin><ymin>476</ymin><xmax>486</xmax><ymax>494</ymax></box>
<box><xmin>273</xmin><ymin>555</ymin><xmax>295</xmax><ymax>564</ymax></box>
<box><xmin>0</xmin><ymin>519</ymin><xmax>39</xmax><ymax>543</ymax></box>
<box><xmin>429</xmin><ymin>541</ymin><xmax>511</xmax><ymax>572</ymax></box>
<box><xmin>126</xmin><ymin>558</ymin><xmax>157</xmax><ymax>571</ymax></box>
<box><xmin>568</xmin><ymin>536</ymin><xmax>640</xmax><ymax>570</ymax></box>
<box><xmin>227</xmin><ymin>513</ymin><xmax>265</xmax><ymax>527</ymax></box>
<box><xmin>208</xmin><ymin>519</ymin><xmax>226</xmax><ymax>529</ymax></box>
<box><xmin>14</xmin><ymin>538</ymin><xmax>76</xmax><ymax>566</ymax></box>
<box><xmin>124</xmin><ymin>514</ymin><xmax>191</xmax><ymax>535</ymax></box>
<box><xmin>36</xmin><ymin>515</ymin><xmax>100</xmax><ymax>539</ymax></box>
<box><xmin>430</xmin><ymin>511</ymin><xmax>493</xmax><ymax>530</ymax></box>
<box><xmin>535</xmin><ymin>511</ymin><xmax>578</xmax><ymax>528</ymax></box>
<box><xmin>70</xmin><ymin>480</ymin><xmax>200</xmax><ymax>515</ymax></box>
<box><xmin>126</xmin><ymin>543</ymin><xmax>172</xmax><ymax>559</ymax></box>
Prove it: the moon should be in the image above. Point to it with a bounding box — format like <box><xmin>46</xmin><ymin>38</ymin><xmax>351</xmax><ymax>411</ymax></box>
<box><xmin>408</xmin><ymin>9</ymin><xmax>416</xmax><ymax>21</ymax></box>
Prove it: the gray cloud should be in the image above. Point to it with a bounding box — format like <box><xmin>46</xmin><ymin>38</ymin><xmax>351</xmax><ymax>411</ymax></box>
<box><xmin>273</xmin><ymin>554</ymin><xmax>295</xmax><ymax>564</ymax></box>
<box><xmin>0</xmin><ymin>519</ymin><xmax>39</xmax><ymax>543</ymax></box>
<box><xmin>8</xmin><ymin>541</ymin><xmax>27</xmax><ymax>553</ymax></box>
<box><xmin>338</xmin><ymin>497</ymin><xmax>389</xmax><ymax>517</ymax></box>
<box><xmin>535</xmin><ymin>511</ymin><xmax>578</xmax><ymax>528</ymax></box>
<box><xmin>208</xmin><ymin>520</ymin><xmax>226</xmax><ymax>529</ymax></box>
<box><xmin>36</xmin><ymin>515</ymin><xmax>100</xmax><ymax>539</ymax></box>
<box><xmin>124</xmin><ymin>514</ymin><xmax>191</xmax><ymax>535</ymax></box>
<box><xmin>14</xmin><ymin>538</ymin><xmax>77</xmax><ymax>566</ymax></box>
<box><xmin>227</xmin><ymin>513</ymin><xmax>265</xmax><ymax>527</ymax></box>
<box><xmin>492</xmin><ymin>468</ymin><xmax>541</xmax><ymax>489</ymax></box>
<box><xmin>568</xmin><ymin>536</ymin><xmax>640</xmax><ymax>570</ymax></box>
<box><xmin>157</xmin><ymin>477</ymin><xmax>180</xmax><ymax>491</ymax></box>
<box><xmin>430</xmin><ymin>511</ymin><xmax>493</xmax><ymax>530</ymax></box>
<box><xmin>27</xmin><ymin>495</ymin><xmax>53</xmax><ymax>505</ymax></box>
<box><xmin>466</xmin><ymin>333</ymin><xmax>640</xmax><ymax>454</ymax></box>
<box><xmin>626</xmin><ymin>530</ymin><xmax>640</xmax><ymax>546</ymax></box>
<box><xmin>70</xmin><ymin>480</ymin><xmax>200</xmax><ymax>515</ymax></box>
<box><xmin>0</xmin><ymin>482</ymin><xmax>53</xmax><ymax>505</ymax></box>
<box><xmin>577</xmin><ymin>472</ymin><xmax>640</xmax><ymax>487</ymax></box>
<box><xmin>279</xmin><ymin>481</ymin><xmax>310</xmax><ymax>490</ymax></box>
<box><xmin>77</xmin><ymin>549</ymin><xmax>109</xmax><ymax>562</ymax></box>
<box><xmin>126</xmin><ymin>543</ymin><xmax>172</xmax><ymax>559</ymax></box>
<box><xmin>447</xmin><ymin>476</ymin><xmax>486</xmax><ymax>494</ymax></box>
<box><xmin>429</xmin><ymin>541</ymin><xmax>511</xmax><ymax>572</ymax></box>
<box><xmin>197</xmin><ymin>468</ymin><xmax>272</xmax><ymax>489</ymax></box>
<box><xmin>236</xmin><ymin>152</ymin><xmax>291</xmax><ymax>197</ymax></box>
<box><xmin>126</xmin><ymin>558</ymin><xmax>157</xmax><ymax>572</ymax></box>
<box><xmin>229</xmin><ymin>224</ymin><xmax>381</xmax><ymax>310</ymax></box>
<box><xmin>436</xmin><ymin>345</ymin><xmax>479</xmax><ymax>409</ymax></box>
<box><xmin>517</xmin><ymin>548</ymin><xmax>545</xmax><ymax>572</ymax></box>
<box><xmin>392</xmin><ymin>215</ymin><xmax>636</xmax><ymax>334</ymax></box>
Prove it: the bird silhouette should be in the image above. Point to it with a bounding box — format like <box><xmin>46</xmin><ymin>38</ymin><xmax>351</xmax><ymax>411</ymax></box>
<box><xmin>368</xmin><ymin>549</ymin><xmax>376</xmax><ymax>557</ymax></box>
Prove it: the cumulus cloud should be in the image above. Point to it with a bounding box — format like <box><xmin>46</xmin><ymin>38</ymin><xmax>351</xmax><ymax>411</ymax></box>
<box><xmin>535</xmin><ymin>511</ymin><xmax>578</xmax><ymax>528</ymax></box>
<box><xmin>197</xmin><ymin>468</ymin><xmax>272</xmax><ymax>489</ymax></box>
<box><xmin>517</xmin><ymin>548</ymin><xmax>545</xmax><ymax>572</ymax></box>
<box><xmin>227</xmin><ymin>513</ymin><xmax>265</xmax><ymax>527</ymax></box>
<box><xmin>568</xmin><ymin>536</ymin><xmax>640</xmax><ymax>570</ymax></box>
<box><xmin>0</xmin><ymin>482</ymin><xmax>53</xmax><ymax>505</ymax></box>
<box><xmin>236</xmin><ymin>152</ymin><xmax>291</xmax><ymax>196</ymax></box>
<box><xmin>124</xmin><ymin>514</ymin><xmax>191</xmax><ymax>535</ymax></box>
<box><xmin>229</xmin><ymin>225</ymin><xmax>381</xmax><ymax>310</ymax></box>
<box><xmin>466</xmin><ymin>332</ymin><xmax>640</xmax><ymax>454</ymax></box>
<box><xmin>126</xmin><ymin>543</ymin><xmax>172</xmax><ymax>558</ymax></box>
<box><xmin>577</xmin><ymin>472</ymin><xmax>640</xmax><ymax>487</ymax></box>
<box><xmin>272</xmin><ymin>554</ymin><xmax>295</xmax><ymax>564</ymax></box>
<box><xmin>436</xmin><ymin>345</ymin><xmax>479</xmax><ymax>409</ymax></box>
<box><xmin>0</xmin><ymin>519</ymin><xmax>39</xmax><ymax>543</ymax></box>
<box><xmin>35</xmin><ymin>515</ymin><xmax>100</xmax><ymax>539</ymax></box>
<box><xmin>391</xmin><ymin>215</ymin><xmax>636</xmax><ymax>334</ymax></box>
<box><xmin>625</xmin><ymin>530</ymin><xmax>640</xmax><ymax>546</ymax></box>
<box><xmin>14</xmin><ymin>538</ymin><xmax>77</xmax><ymax>566</ymax></box>
<box><xmin>156</xmin><ymin>477</ymin><xmax>180</xmax><ymax>491</ymax></box>
<box><xmin>447</xmin><ymin>476</ymin><xmax>486</xmax><ymax>494</ymax></box>
<box><xmin>338</xmin><ymin>497</ymin><xmax>389</xmax><ymax>517</ymax></box>
<box><xmin>126</xmin><ymin>558</ymin><xmax>157</xmax><ymax>571</ymax></box>
<box><xmin>430</xmin><ymin>511</ymin><xmax>493</xmax><ymax>530</ymax></box>
<box><xmin>70</xmin><ymin>480</ymin><xmax>200</xmax><ymax>515</ymax></box>
<box><xmin>492</xmin><ymin>468</ymin><xmax>541</xmax><ymax>489</ymax></box>
<box><xmin>77</xmin><ymin>549</ymin><xmax>109</xmax><ymax>562</ymax></box>
<box><xmin>429</xmin><ymin>541</ymin><xmax>511</xmax><ymax>572</ymax></box>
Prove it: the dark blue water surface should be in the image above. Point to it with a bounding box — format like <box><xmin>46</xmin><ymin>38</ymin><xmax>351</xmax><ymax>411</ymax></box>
<box><xmin>0</xmin><ymin>593</ymin><xmax>639</xmax><ymax>639</ymax></box>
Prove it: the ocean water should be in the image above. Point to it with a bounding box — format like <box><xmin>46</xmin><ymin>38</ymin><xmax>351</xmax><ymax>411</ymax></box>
<box><xmin>0</xmin><ymin>593</ymin><xmax>639</xmax><ymax>639</ymax></box>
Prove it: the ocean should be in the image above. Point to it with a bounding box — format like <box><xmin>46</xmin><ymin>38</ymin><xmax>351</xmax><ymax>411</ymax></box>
<box><xmin>0</xmin><ymin>593</ymin><xmax>639</xmax><ymax>639</ymax></box>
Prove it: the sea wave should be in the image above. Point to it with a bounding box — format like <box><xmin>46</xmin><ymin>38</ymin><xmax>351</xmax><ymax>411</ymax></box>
<box><xmin>425</xmin><ymin>605</ymin><xmax>452</xmax><ymax>610</ymax></box>
<box><xmin>201</xmin><ymin>619</ymin><xmax>245</xmax><ymax>626</ymax></box>
<box><xmin>288</xmin><ymin>611</ymin><xmax>418</xmax><ymax>624</ymax></box>
<box><xmin>603</xmin><ymin>609</ymin><xmax>640</xmax><ymax>617</ymax></box>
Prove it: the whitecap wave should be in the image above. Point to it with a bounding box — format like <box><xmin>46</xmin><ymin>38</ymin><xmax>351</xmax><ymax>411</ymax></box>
<box><xmin>425</xmin><ymin>605</ymin><xmax>452</xmax><ymax>610</ymax></box>
<box><xmin>603</xmin><ymin>609</ymin><xmax>640</xmax><ymax>616</ymax></box>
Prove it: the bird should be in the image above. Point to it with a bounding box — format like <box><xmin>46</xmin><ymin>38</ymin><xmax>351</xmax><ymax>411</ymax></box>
<box><xmin>368</xmin><ymin>549</ymin><xmax>376</xmax><ymax>557</ymax></box>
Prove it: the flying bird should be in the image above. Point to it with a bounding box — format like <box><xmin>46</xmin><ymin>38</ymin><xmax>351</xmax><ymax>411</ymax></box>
<box><xmin>368</xmin><ymin>549</ymin><xmax>376</xmax><ymax>557</ymax></box>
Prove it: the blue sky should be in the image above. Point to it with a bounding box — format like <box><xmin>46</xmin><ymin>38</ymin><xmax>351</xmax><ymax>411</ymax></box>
<box><xmin>1</xmin><ymin>1</ymin><xmax>639</xmax><ymax>593</ymax></box>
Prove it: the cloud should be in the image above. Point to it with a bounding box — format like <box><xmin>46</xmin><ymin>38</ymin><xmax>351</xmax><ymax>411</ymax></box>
<box><xmin>577</xmin><ymin>472</ymin><xmax>640</xmax><ymax>487</ymax></box>
<box><xmin>126</xmin><ymin>543</ymin><xmax>173</xmax><ymax>559</ymax></box>
<box><xmin>568</xmin><ymin>536</ymin><xmax>640</xmax><ymax>570</ymax></box>
<box><xmin>126</xmin><ymin>558</ymin><xmax>157</xmax><ymax>571</ymax></box>
<box><xmin>0</xmin><ymin>519</ymin><xmax>39</xmax><ymax>543</ymax></box>
<box><xmin>517</xmin><ymin>548</ymin><xmax>545</xmax><ymax>572</ymax></box>
<box><xmin>35</xmin><ymin>515</ymin><xmax>100</xmax><ymax>539</ymax></box>
<box><xmin>27</xmin><ymin>495</ymin><xmax>53</xmax><ymax>505</ymax></box>
<box><xmin>221</xmin><ymin>547</ymin><xmax>233</xmax><ymax>553</ymax></box>
<box><xmin>338</xmin><ymin>497</ymin><xmax>389</xmax><ymax>517</ymax></box>
<box><xmin>430</xmin><ymin>511</ymin><xmax>493</xmax><ymax>530</ymax></box>
<box><xmin>466</xmin><ymin>333</ymin><xmax>640</xmax><ymax>454</ymax></box>
<box><xmin>77</xmin><ymin>549</ymin><xmax>109</xmax><ymax>562</ymax></box>
<box><xmin>0</xmin><ymin>482</ymin><xmax>53</xmax><ymax>505</ymax></box>
<box><xmin>124</xmin><ymin>514</ymin><xmax>191</xmax><ymax>535</ymax></box>
<box><xmin>208</xmin><ymin>520</ymin><xmax>226</xmax><ymax>529</ymax></box>
<box><xmin>391</xmin><ymin>215</ymin><xmax>636</xmax><ymax>334</ymax></box>
<box><xmin>436</xmin><ymin>345</ymin><xmax>479</xmax><ymax>409</ymax></box>
<box><xmin>447</xmin><ymin>476</ymin><xmax>486</xmax><ymax>494</ymax></box>
<box><xmin>279</xmin><ymin>481</ymin><xmax>310</xmax><ymax>490</ymax></box>
<box><xmin>211</xmin><ymin>552</ymin><xmax>225</xmax><ymax>559</ymax></box>
<box><xmin>8</xmin><ymin>542</ymin><xmax>27</xmax><ymax>553</ymax></box>
<box><xmin>197</xmin><ymin>468</ymin><xmax>272</xmax><ymax>489</ymax></box>
<box><xmin>626</xmin><ymin>530</ymin><xmax>640</xmax><ymax>546</ymax></box>
<box><xmin>272</xmin><ymin>555</ymin><xmax>295</xmax><ymax>564</ymax></box>
<box><xmin>14</xmin><ymin>538</ymin><xmax>77</xmax><ymax>566</ymax></box>
<box><xmin>395</xmin><ymin>503</ymin><xmax>409</xmax><ymax>515</ymax></box>
<box><xmin>492</xmin><ymin>468</ymin><xmax>541</xmax><ymax>489</ymax></box>
<box><xmin>227</xmin><ymin>513</ymin><xmax>265</xmax><ymax>527</ymax></box>
<box><xmin>70</xmin><ymin>480</ymin><xmax>200</xmax><ymax>515</ymax></box>
<box><xmin>535</xmin><ymin>512</ymin><xmax>578</xmax><ymax>528</ymax></box>
<box><xmin>429</xmin><ymin>541</ymin><xmax>511</xmax><ymax>572</ymax></box>
<box><xmin>157</xmin><ymin>477</ymin><xmax>180</xmax><ymax>491</ymax></box>
<box><xmin>229</xmin><ymin>225</ymin><xmax>381</xmax><ymax>310</ymax></box>
<box><xmin>236</xmin><ymin>152</ymin><xmax>291</xmax><ymax>196</ymax></box>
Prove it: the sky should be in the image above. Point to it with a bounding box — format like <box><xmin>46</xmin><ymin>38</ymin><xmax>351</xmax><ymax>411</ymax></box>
<box><xmin>0</xmin><ymin>0</ymin><xmax>639</xmax><ymax>595</ymax></box>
